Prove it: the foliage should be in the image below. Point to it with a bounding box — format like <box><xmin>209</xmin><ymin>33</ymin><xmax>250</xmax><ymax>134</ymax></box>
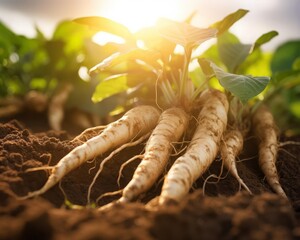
<box><xmin>0</xmin><ymin>20</ymin><xmax>126</xmax><ymax>116</ymax></box>
<box><xmin>1</xmin><ymin>9</ymin><xmax>299</xmax><ymax>132</ymax></box>
<box><xmin>267</xmin><ymin>40</ymin><xmax>300</xmax><ymax>135</ymax></box>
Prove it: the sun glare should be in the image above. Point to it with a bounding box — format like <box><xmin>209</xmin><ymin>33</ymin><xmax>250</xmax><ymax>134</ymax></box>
<box><xmin>93</xmin><ymin>0</ymin><xmax>188</xmax><ymax>45</ymax></box>
<box><xmin>102</xmin><ymin>0</ymin><xmax>184</xmax><ymax>32</ymax></box>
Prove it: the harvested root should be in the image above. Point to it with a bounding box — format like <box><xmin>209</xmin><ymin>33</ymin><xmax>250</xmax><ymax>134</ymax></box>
<box><xmin>252</xmin><ymin>104</ymin><xmax>287</xmax><ymax>198</ymax></box>
<box><xmin>159</xmin><ymin>89</ymin><xmax>229</xmax><ymax>204</ymax></box>
<box><xmin>220</xmin><ymin>129</ymin><xmax>252</xmax><ymax>194</ymax></box>
<box><xmin>118</xmin><ymin>107</ymin><xmax>189</xmax><ymax>203</ymax></box>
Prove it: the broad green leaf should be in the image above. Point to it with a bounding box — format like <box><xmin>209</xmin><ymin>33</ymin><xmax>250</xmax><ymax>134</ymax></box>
<box><xmin>218</xmin><ymin>32</ymin><xmax>252</xmax><ymax>73</ymax></box>
<box><xmin>219</xmin><ymin>43</ymin><xmax>252</xmax><ymax>73</ymax></box>
<box><xmin>92</xmin><ymin>74</ymin><xmax>129</xmax><ymax>102</ymax></box>
<box><xmin>210</xmin><ymin>61</ymin><xmax>270</xmax><ymax>103</ymax></box>
<box><xmin>253</xmin><ymin>31</ymin><xmax>278</xmax><ymax>51</ymax></box>
<box><xmin>74</xmin><ymin>16</ymin><xmax>134</xmax><ymax>41</ymax></box>
<box><xmin>271</xmin><ymin>40</ymin><xmax>300</xmax><ymax>73</ymax></box>
<box><xmin>89</xmin><ymin>48</ymin><xmax>162</xmax><ymax>75</ymax></box>
<box><xmin>134</xmin><ymin>27</ymin><xmax>176</xmax><ymax>59</ymax></box>
<box><xmin>211</xmin><ymin>9</ymin><xmax>249</xmax><ymax>36</ymax></box>
<box><xmin>156</xmin><ymin>18</ymin><xmax>217</xmax><ymax>48</ymax></box>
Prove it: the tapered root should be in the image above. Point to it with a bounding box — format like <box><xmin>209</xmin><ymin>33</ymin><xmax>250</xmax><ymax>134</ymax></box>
<box><xmin>159</xmin><ymin>89</ymin><xmax>229</xmax><ymax>205</ymax></box>
<box><xmin>220</xmin><ymin>130</ymin><xmax>252</xmax><ymax>195</ymax></box>
<box><xmin>252</xmin><ymin>105</ymin><xmax>287</xmax><ymax>198</ymax></box>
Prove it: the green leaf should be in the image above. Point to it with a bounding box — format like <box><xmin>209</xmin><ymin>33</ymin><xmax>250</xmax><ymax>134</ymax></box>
<box><xmin>92</xmin><ymin>74</ymin><xmax>129</xmax><ymax>102</ymax></box>
<box><xmin>218</xmin><ymin>32</ymin><xmax>252</xmax><ymax>73</ymax></box>
<box><xmin>74</xmin><ymin>16</ymin><xmax>134</xmax><ymax>41</ymax></box>
<box><xmin>271</xmin><ymin>40</ymin><xmax>300</xmax><ymax>74</ymax></box>
<box><xmin>211</xmin><ymin>9</ymin><xmax>249</xmax><ymax>36</ymax></box>
<box><xmin>134</xmin><ymin>27</ymin><xmax>176</xmax><ymax>58</ymax></box>
<box><xmin>253</xmin><ymin>31</ymin><xmax>278</xmax><ymax>51</ymax></box>
<box><xmin>156</xmin><ymin>18</ymin><xmax>217</xmax><ymax>48</ymax></box>
<box><xmin>219</xmin><ymin>43</ymin><xmax>252</xmax><ymax>73</ymax></box>
<box><xmin>89</xmin><ymin>48</ymin><xmax>162</xmax><ymax>75</ymax></box>
<box><xmin>198</xmin><ymin>58</ymin><xmax>215</xmax><ymax>78</ymax></box>
<box><xmin>210</xmin><ymin>61</ymin><xmax>270</xmax><ymax>103</ymax></box>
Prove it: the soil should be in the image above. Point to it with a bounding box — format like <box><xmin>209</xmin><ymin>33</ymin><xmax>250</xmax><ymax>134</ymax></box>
<box><xmin>0</xmin><ymin>111</ymin><xmax>300</xmax><ymax>240</ymax></box>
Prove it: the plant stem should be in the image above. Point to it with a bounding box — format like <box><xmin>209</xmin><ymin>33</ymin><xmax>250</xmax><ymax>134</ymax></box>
<box><xmin>179</xmin><ymin>47</ymin><xmax>192</xmax><ymax>105</ymax></box>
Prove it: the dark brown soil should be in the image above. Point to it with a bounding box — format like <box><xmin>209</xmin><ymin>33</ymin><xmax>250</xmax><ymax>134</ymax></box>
<box><xmin>0</xmin><ymin>113</ymin><xmax>299</xmax><ymax>240</ymax></box>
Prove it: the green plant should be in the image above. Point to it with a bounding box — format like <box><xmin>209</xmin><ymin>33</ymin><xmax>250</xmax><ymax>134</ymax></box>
<box><xmin>16</xmin><ymin>9</ymin><xmax>299</xmax><ymax>206</ymax></box>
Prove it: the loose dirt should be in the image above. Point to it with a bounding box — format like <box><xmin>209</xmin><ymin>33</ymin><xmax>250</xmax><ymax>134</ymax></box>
<box><xmin>0</xmin><ymin>113</ymin><xmax>299</xmax><ymax>240</ymax></box>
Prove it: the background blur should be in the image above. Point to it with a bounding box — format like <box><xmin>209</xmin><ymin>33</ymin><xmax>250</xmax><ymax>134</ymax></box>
<box><xmin>0</xmin><ymin>0</ymin><xmax>299</xmax><ymax>50</ymax></box>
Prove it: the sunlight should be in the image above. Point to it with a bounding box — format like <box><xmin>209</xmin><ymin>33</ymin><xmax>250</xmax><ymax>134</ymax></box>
<box><xmin>93</xmin><ymin>0</ymin><xmax>188</xmax><ymax>45</ymax></box>
<box><xmin>101</xmin><ymin>0</ymin><xmax>184</xmax><ymax>33</ymax></box>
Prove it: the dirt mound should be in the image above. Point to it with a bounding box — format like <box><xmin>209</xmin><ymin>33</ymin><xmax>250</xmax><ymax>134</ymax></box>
<box><xmin>0</xmin><ymin>120</ymin><xmax>299</xmax><ymax>239</ymax></box>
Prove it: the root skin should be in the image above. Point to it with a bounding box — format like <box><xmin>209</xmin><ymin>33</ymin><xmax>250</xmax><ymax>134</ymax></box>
<box><xmin>159</xmin><ymin>89</ymin><xmax>229</xmax><ymax>204</ymax></box>
<box><xmin>120</xmin><ymin>107</ymin><xmax>189</xmax><ymax>202</ymax></box>
<box><xmin>252</xmin><ymin>105</ymin><xmax>287</xmax><ymax>198</ymax></box>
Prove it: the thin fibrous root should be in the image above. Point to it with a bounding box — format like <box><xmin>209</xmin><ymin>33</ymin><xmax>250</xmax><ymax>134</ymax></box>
<box><xmin>24</xmin><ymin>166</ymin><xmax>54</xmax><ymax>174</ymax></box>
<box><xmin>202</xmin><ymin>174</ymin><xmax>219</xmax><ymax>196</ymax></box>
<box><xmin>87</xmin><ymin>133</ymin><xmax>151</xmax><ymax>204</ymax></box>
<box><xmin>96</xmin><ymin>189</ymin><xmax>123</xmax><ymax>205</ymax></box>
<box><xmin>117</xmin><ymin>154</ymin><xmax>144</xmax><ymax>188</ymax></box>
<box><xmin>71</xmin><ymin>125</ymin><xmax>107</xmax><ymax>144</ymax></box>
<box><xmin>278</xmin><ymin>141</ymin><xmax>300</xmax><ymax>147</ymax></box>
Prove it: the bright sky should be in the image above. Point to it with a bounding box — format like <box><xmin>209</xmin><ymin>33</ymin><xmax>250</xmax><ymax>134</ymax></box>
<box><xmin>0</xmin><ymin>0</ymin><xmax>299</xmax><ymax>50</ymax></box>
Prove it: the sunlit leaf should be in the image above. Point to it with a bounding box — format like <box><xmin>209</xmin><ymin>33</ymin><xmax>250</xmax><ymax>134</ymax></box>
<box><xmin>74</xmin><ymin>16</ymin><xmax>134</xmax><ymax>41</ymax></box>
<box><xmin>156</xmin><ymin>18</ymin><xmax>217</xmax><ymax>48</ymax></box>
<box><xmin>134</xmin><ymin>27</ymin><xmax>176</xmax><ymax>59</ymax></box>
<box><xmin>211</xmin><ymin>9</ymin><xmax>249</xmax><ymax>36</ymax></box>
<box><xmin>92</xmin><ymin>74</ymin><xmax>129</xmax><ymax>102</ymax></box>
<box><xmin>210</xmin><ymin>61</ymin><xmax>270</xmax><ymax>103</ymax></box>
<box><xmin>240</xmin><ymin>52</ymin><xmax>272</xmax><ymax>77</ymax></box>
<box><xmin>253</xmin><ymin>31</ymin><xmax>278</xmax><ymax>51</ymax></box>
<box><xmin>53</xmin><ymin>20</ymin><xmax>96</xmax><ymax>55</ymax></box>
<box><xmin>89</xmin><ymin>48</ymin><xmax>161</xmax><ymax>75</ymax></box>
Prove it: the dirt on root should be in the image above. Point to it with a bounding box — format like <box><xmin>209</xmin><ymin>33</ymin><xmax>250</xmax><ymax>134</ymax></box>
<box><xmin>0</xmin><ymin>115</ymin><xmax>300</xmax><ymax>240</ymax></box>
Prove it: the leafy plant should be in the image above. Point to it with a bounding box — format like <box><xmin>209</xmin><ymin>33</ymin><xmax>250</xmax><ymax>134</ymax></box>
<box><xmin>76</xmin><ymin>9</ymin><xmax>275</xmax><ymax>116</ymax></box>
